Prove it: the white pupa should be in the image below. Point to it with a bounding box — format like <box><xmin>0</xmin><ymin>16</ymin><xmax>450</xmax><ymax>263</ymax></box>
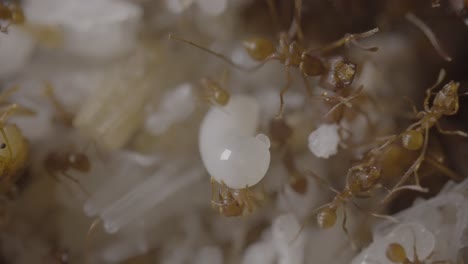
<box><xmin>199</xmin><ymin>95</ymin><xmax>271</xmax><ymax>189</ymax></box>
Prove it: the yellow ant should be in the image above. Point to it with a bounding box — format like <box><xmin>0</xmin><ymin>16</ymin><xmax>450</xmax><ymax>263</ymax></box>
<box><xmin>169</xmin><ymin>7</ymin><xmax>379</xmax><ymax>118</ymax></box>
<box><xmin>382</xmin><ymin>69</ymin><xmax>468</xmax><ymax>202</ymax></box>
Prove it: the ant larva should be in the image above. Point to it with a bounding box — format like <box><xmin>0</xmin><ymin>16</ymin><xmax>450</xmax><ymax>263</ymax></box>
<box><xmin>169</xmin><ymin>27</ymin><xmax>379</xmax><ymax>117</ymax></box>
<box><xmin>210</xmin><ymin>178</ymin><xmax>262</xmax><ymax>217</ymax></box>
<box><xmin>383</xmin><ymin>69</ymin><xmax>468</xmax><ymax>202</ymax></box>
<box><xmin>43</xmin><ymin>151</ymin><xmax>90</xmax><ymax>195</ymax></box>
<box><xmin>0</xmin><ymin>1</ymin><xmax>24</xmax><ymax>33</ymax></box>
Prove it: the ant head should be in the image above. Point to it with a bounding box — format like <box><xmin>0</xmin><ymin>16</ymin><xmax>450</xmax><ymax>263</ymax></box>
<box><xmin>320</xmin><ymin>56</ymin><xmax>356</xmax><ymax>91</ymax></box>
<box><xmin>316</xmin><ymin>206</ymin><xmax>337</xmax><ymax>229</ymax></box>
<box><xmin>269</xmin><ymin>118</ymin><xmax>292</xmax><ymax>146</ymax></box>
<box><xmin>220</xmin><ymin>199</ymin><xmax>243</xmax><ymax>217</ymax></box>
<box><xmin>243</xmin><ymin>37</ymin><xmax>276</xmax><ymax>61</ymax></box>
<box><xmin>201</xmin><ymin>78</ymin><xmax>230</xmax><ymax>106</ymax></box>
<box><xmin>289</xmin><ymin>172</ymin><xmax>308</xmax><ymax>194</ymax></box>
<box><xmin>349</xmin><ymin>165</ymin><xmax>381</xmax><ymax>193</ymax></box>
<box><xmin>433</xmin><ymin>81</ymin><xmax>460</xmax><ymax>116</ymax></box>
<box><xmin>68</xmin><ymin>153</ymin><xmax>91</xmax><ymax>172</ymax></box>
<box><xmin>300</xmin><ymin>53</ymin><xmax>325</xmax><ymax>77</ymax></box>
<box><xmin>386</xmin><ymin>243</ymin><xmax>407</xmax><ymax>263</ymax></box>
<box><xmin>401</xmin><ymin>130</ymin><xmax>423</xmax><ymax>151</ymax></box>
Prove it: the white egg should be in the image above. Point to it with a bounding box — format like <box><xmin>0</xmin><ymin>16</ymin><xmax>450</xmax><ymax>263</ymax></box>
<box><xmin>308</xmin><ymin>123</ymin><xmax>340</xmax><ymax>159</ymax></box>
<box><xmin>199</xmin><ymin>95</ymin><xmax>271</xmax><ymax>189</ymax></box>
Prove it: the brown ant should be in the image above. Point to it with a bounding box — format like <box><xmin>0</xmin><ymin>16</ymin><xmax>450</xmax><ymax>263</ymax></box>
<box><xmin>169</xmin><ymin>28</ymin><xmax>379</xmax><ymax>117</ymax></box>
<box><xmin>43</xmin><ymin>150</ymin><xmax>90</xmax><ymax>195</ymax></box>
<box><xmin>210</xmin><ymin>178</ymin><xmax>262</xmax><ymax>217</ymax></box>
<box><xmin>0</xmin><ymin>1</ymin><xmax>24</xmax><ymax>33</ymax></box>
<box><xmin>382</xmin><ymin>69</ymin><xmax>468</xmax><ymax>202</ymax></box>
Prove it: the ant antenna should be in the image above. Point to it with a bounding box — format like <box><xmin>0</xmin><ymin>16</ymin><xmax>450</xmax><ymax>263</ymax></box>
<box><xmin>405</xmin><ymin>12</ymin><xmax>452</xmax><ymax>62</ymax></box>
<box><xmin>168</xmin><ymin>34</ymin><xmax>253</xmax><ymax>72</ymax></box>
<box><xmin>312</xmin><ymin>28</ymin><xmax>380</xmax><ymax>54</ymax></box>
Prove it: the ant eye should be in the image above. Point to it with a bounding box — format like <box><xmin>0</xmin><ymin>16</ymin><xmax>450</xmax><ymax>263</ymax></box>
<box><xmin>0</xmin><ymin>143</ymin><xmax>6</xmax><ymax>149</ymax></box>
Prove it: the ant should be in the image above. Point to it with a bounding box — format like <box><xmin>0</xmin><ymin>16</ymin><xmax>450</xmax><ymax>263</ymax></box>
<box><xmin>0</xmin><ymin>1</ymin><xmax>24</xmax><ymax>33</ymax></box>
<box><xmin>169</xmin><ymin>27</ymin><xmax>379</xmax><ymax>117</ymax></box>
<box><xmin>386</xmin><ymin>237</ymin><xmax>458</xmax><ymax>264</ymax></box>
<box><xmin>382</xmin><ymin>69</ymin><xmax>468</xmax><ymax>202</ymax></box>
<box><xmin>43</xmin><ymin>150</ymin><xmax>91</xmax><ymax>195</ymax></box>
<box><xmin>210</xmin><ymin>178</ymin><xmax>262</xmax><ymax>217</ymax></box>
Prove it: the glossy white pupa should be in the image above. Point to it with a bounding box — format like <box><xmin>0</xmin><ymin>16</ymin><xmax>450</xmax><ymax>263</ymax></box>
<box><xmin>199</xmin><ymin>95</ymin><xmax>271</xmax><ymax>189</ymax></box>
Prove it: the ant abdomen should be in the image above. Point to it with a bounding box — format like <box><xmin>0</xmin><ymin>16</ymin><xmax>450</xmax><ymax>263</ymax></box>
<box><xmin>316</xmin><ymin>206</ymin><xmax>337</xmax><ymax>229</ymax></box>
<box><xmin>401</xmin><ymin>130</ymin><xmax>424</xmax><ymax>151</ymax></box>
<box><xmin>299</xmin><ymin>54</ymin><xmax>324</xmax><ymax>77</ymax></box>
<box><xmin>242</xmin><ymin>37</ymin><xmax>276</xmax><ymax>61</ymax></box>
<box><xmin>386</xmin><ymin>243</ymin><xmax>407</xmax><ymax>263</ymax></box>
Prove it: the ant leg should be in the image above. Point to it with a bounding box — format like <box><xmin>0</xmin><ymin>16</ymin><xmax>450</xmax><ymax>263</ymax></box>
<box><xmin>308</xmin><ymin>28</ymin><xmax>379</xmax><ymax>54</ymax></box>
<box><xmin>169</xmin><ymin>34</ymin><xmax>260</xmax><ymax>72</ymax></box>
<box><xmin>341</xmin><ymin>205</ymin><xmax>349</xmax><ymax>235</ymax></box>
<box><xmin>350</xmin><ymin>200</ymin><xmax>399</xmax><ymax>223</ymax></box>
<box><xmin>293</xmin><ymin>0</ymin><xmax>304</xmax><ymax>41</ymax></box>
<box><xmin>304</xmin><ymin>170</ymin><xmax>340</xmax><ymax>194</ymax></box>
<box><xmin>43</xmin><ymin>81</ymin><xmax>74</xmax><ymax>126</ymax></box>
<box><xmin>405</xmin><ymin>13</ymin><xmax>452</xmax><ymax>62</ymax></box>
<box><xmin>425</xmin><ymin>155</ymin><xmax>463</xmax><ymax>181</ymax></box>
<box><xmin>301</xmin><ymin>74</ymin><xmax>313</xmax><ymax>96</ymax></box>
<box><xmin>383</xmin><ymin>127</ymin><xmax>430</xmax><ymax>203</ymax></box>
<box><xmin>85</xmin><ymin>217</ymin><xmax>102</xmax><ymax>264</ymax></box>
<box><xmin>322</xmin><ymin>86</ymin><xmax>364</xmax><ymax>119</ymax></box>
<box><xmin>402</xmin><ymin>96</ymin><xmax>419</xmax><ymax>117</ymax></box>
<box><xmin>276</xmin><ymin>67</ymin><xmax>292</xmax><ymax>118</ymax></box>
<box><xmin>61</xmin><ymin>171</ymin><xmax>90</xmax><ymax>196</ymax></box>
<box><xmin>436</xmin><ymin>122</ymin><xmax>468</xmax><ymax>137</ymax></box>
<box><xmin>0</xmin><ymin>85</ymin><xmax>19</xmax><ymax>103</ymax></box>
<box><xmin>265</xmin><ymin>0</ymin><xmax>280</xmax><ymax>31</ymax></box>
<box><xmin>424</xmin><ymin>69</ymin><xmax>446</xmax><ymax>112</ymax></box>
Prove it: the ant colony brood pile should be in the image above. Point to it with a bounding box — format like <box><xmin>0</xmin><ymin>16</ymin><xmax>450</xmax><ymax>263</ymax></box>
<box><xmin>2</xmin><ymin>0</ymin><xmax>468</xmax><ymax>263</ymax></box>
